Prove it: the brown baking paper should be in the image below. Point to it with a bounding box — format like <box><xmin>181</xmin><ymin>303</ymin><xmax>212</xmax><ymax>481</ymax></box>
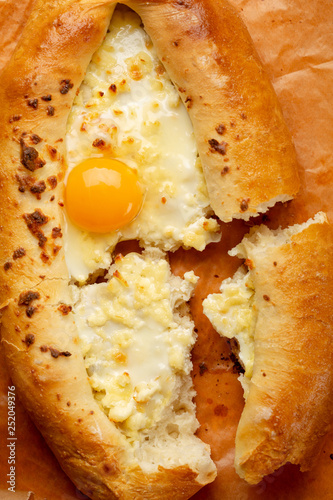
<box><xmin>1</xmin><ymin>0</ymin><xmax>333</xmax><ymax>498</ymax></box>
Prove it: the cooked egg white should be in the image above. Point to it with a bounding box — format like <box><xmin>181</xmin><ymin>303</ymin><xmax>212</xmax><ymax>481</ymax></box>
<box><xmin>203</xmin><ymin>267</ymin><xmax>257</xmax><ymax>397</ymax></box>
<box><xmin>72</xmin><ymin>248</ymin><xmax>198</xmax><ymax>441</ymax></box>
<box><xmin>65</xmin><ymin>6</ymin><xmax>220</xmax><ymax>283</ymax></box>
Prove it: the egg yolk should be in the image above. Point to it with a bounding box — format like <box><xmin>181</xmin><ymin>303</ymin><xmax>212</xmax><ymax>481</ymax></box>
<box><xmin>65</xmin><ymin>158</ymin><xmax>143</xmax><ymax>233</ymax></box>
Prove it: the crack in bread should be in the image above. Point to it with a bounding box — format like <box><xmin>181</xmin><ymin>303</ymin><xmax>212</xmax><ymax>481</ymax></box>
<box><xmin>204</xmin><ymin>212</ymin><xmax>333</xmax><ymax>484</ymax></box>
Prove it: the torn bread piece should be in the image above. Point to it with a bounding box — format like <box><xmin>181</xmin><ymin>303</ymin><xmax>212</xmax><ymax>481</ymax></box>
<box><xmin>73</xmin><ymin>249</ymin><xmax>206</xmax><ymax>458</ymax></box>
<box><xmin>1</xmin><ymin>247</ymin><xmax>216</xmax><ymax>499</ymax></box>
<box><xmin>203</xmin><ymin>212</ymin><xmax>333</xmax><ymax>484</ymax></box>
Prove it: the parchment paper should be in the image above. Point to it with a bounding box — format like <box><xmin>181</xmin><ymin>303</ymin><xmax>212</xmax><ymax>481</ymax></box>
<box><xmin>0</xmin><ymin>0</ymin><xmax>332</xmax><ymax>498</ymax></box>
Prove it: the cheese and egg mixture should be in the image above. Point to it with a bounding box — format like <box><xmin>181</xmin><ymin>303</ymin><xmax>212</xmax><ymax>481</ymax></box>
<box><xmin>203</xmin><ymin>268</ymin><xmax>257</xmax><ymax>398</ymax></box>
<box><xmin>65</xmin><ymin>5</ymin><xmax>220</xmax><ymax>283</ymax></box>
<box><xmin>72</xmin><ymin>248</ymin><xmax>199</xmax><ymax>441</ymax></box>
<box><xmin>63</xmin><ymin>5</ymin><xmax>214</xmax><ymax>458</ymax></box>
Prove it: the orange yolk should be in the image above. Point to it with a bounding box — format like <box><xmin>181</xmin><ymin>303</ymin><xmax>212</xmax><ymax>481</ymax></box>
<box><xmin>65</xmin><ymin>158</ymin><xmax>143</xmax><ymax>233</ymax></box>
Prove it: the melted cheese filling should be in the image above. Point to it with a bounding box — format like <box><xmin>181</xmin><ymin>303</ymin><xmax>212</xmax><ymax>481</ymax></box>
<box><xmin>72</xmin><ymin>248</ymin><xmax>198</xmax><ymax>440</ymax></box>
<box><xmin>65</xmin><ymin>6</ymin><xmax>220</xmax><ymax>283</ymax></box>
<box><xmin>203</xmin><ymin>268</ymin><xmax>257</xmax><ymax>397</ymax></box>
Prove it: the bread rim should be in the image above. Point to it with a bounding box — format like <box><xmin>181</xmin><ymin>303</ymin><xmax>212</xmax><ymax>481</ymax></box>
<box><xmin>0</xmin><ymin>0</ymin><xmax>299</xmax><ymax>496</ymax></box>
<box><xmin>228</xmin><ymin>212</ymin><xmax>333</xmax><ymax>484</ymax></box>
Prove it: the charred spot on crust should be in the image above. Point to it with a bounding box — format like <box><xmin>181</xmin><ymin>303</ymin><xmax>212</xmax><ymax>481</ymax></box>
<box><xmin>58</xmin><ymin>304</ymin><xmax>72</xmax><ymax>315</ymax></box>
<box><xmin>13</xmin><ymin>247</ymin><xmax>26</xmax><ymax>260</ymax></box>
<box><xmin>185</xmin><ymin>96</ymin><xmax>193</xmax><ymax>109</ymax></box>
<box><xmin>26</xmin><ymin>306</ymin><xmax>37</xmax><ymax>318</ymax></box>
<box><xmin>92</xmin><ymin>138</ymin><xmax>106</xmax><ymax>148</ymax></box>
<box><xmin>20</xmin><ymin>139</ymin><xmax>45</xmax><ymax>172</ymax></box>
<box><xmin>18</xmin><ymin>290</ymin><xmax>40</xmax><ymax>306</ymax></box>
<box><xmin>263</xmin><ymin>294</ymin><xmax>270</xmax><ymax>301</ymax></box>
<box><xmin>60</xmin><ymin>79</ymin><xmax>74</xmax><ymax>94</ymax></box>
<box><xmin>40</xmin><ymin>251</ymin><xmax>50</xmax><ymax>263</ymax></box>
<box><xmin>9</xmin><ymin>115</ymin><xmax>22</xmax><ymax>123</ymax></box>
<box><xmin>51</xmin><ymin>347</ymin><xmax>72</xmax><ymax>358</ymax></box>
<box><xmin>109</xmin><ymin>84</ymin><xmax>117</xmax><ymax>93</ymax></box>
<box><xmin>4</xmin><ymin>262</ymin><xmax>12</xmax><ymax>271</ymax></box>
<box><xmin>40</xmin><ymin>345</ymin><xmax>72</xmax><ymax>358</ymax></box>
<box><xmin>47</xmin><ymin>145</ymin><xmax>57</xmax><ymax>159</ymax></box>
<box><xmin>39</xmin><ymin>234</ymin><xmax>47</xmax><ymax>248</ymax></box>
<box><xmin>27</xmin><ymin>98</ymin><xmax>38</xmax><ymax>109</ymax></box>
<box><xmin>47</xmin><ymin>175</ymin><xmax>57</xmax><ymax>189</ymax></box>
<box><xmin>41</xmin><ymin>94</ymin><xmax>52</xmax><ymax>101</ymax></box>
<box><xmin>16</xmin><ymin>174</ymin><xmax>46</xmax><ymax>199</ymax></box>
<box><xmin>216</xmin><ymin>124</ymin><xmax>226</xmax><ymax>135</ymax></box>
<box><xmin>23</xmin><ymin>209</ymin><xmax>49</xmax><ymax>248</ymax></box>
<box><xmin>52</xmin><ymin>245</ymin><xmax>62</xmax><ymax>256</ymax></box>
<box><xmin>221</xmin><ymin>166</ymin><xmax>230</xmax><ymax>175</ymax></box>
<box><xmin>52</xmin><ymin>227</ymin><xmax>62</xmax><ymax>239</ymax></box>
<box><xmin>23</xmin><ymin>209</ymin><xmax>49</xmax><ymax>228</ymax></box>
<box><xmin>24</xmin><ymin>333</ymin><xmax>35</xmax><ymax>346</ymax></box>
<box><xmin>30</xmin><ymin>180</ymin><xmax>46</xmax><ymax>198</ymax></box>
<box><xmin>208</xmin><ymin>138</ymin><xmax>228</xmax><ymax>155</ymax></box>
<box><xmin>240</xmin><ymin>199</ymin><xmax>250</xmax><ymax>212</ymax></box>
<box><xmin>46</xmin><ymin>105</ymin><xmax>55</xmax><ymax>116</ymax></box>
<box><xmin>31</xmin><ymin>134</ymin><xmax>42</xmax><ymax>144</ymax></box>
<box><xmin>23</xmin><ymin>208</ymin><xmax>49</xmax><ymax>229</ymax></box>
<box><xmin>49</xmin><ymin>347</ymin><xmax>60</xmax><ymax>358</ymax></box>
<box><xmin>16</xmin><ymin>173</ymin><xmax>30</xmax><ymax>193</ymax></box>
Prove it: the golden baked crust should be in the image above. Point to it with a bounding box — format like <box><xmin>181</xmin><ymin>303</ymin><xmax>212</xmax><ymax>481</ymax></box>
<box><xmin>0</xmin><ymin>0</ymin><xmax>36</xmax><ymax>73</ymax></box>
<box><xmin>232</xmin><ymin>215</ymin><xmax>333</xmax><ymax>484</ymax></box>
